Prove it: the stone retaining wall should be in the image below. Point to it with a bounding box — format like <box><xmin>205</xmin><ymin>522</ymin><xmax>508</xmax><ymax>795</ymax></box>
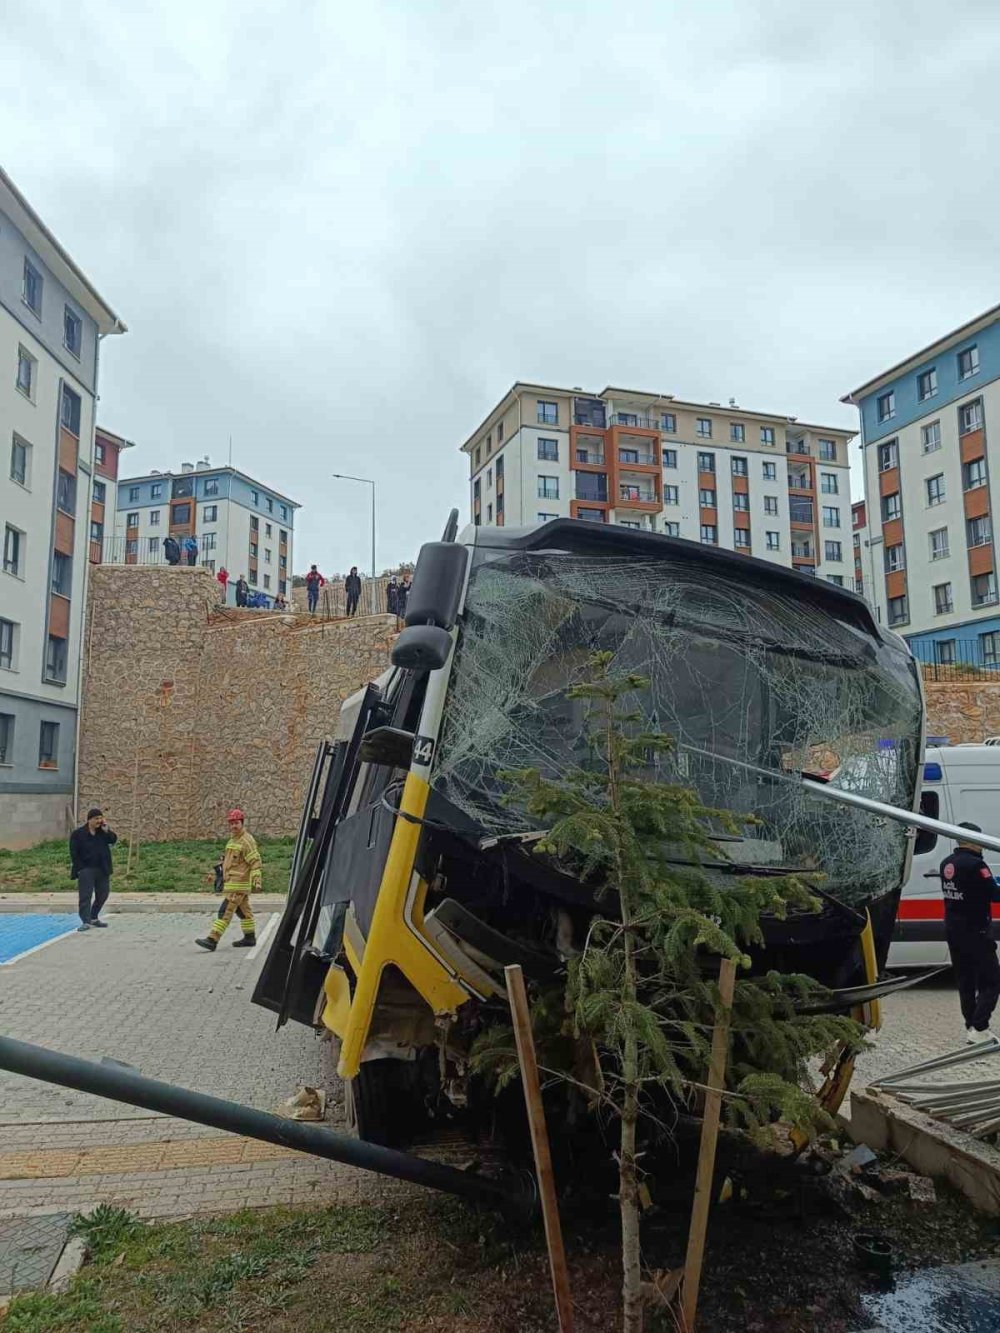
<box><xmin>923</xmin><ymin>681</ymin><xmax>1000</xmax><ymax>745</ymax></box>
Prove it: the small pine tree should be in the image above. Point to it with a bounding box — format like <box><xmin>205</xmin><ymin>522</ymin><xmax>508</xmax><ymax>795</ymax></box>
<box><xmin>476</xmin><ymin>653</ymin><xmax>862</xmax><ymax>1333</ymax></box>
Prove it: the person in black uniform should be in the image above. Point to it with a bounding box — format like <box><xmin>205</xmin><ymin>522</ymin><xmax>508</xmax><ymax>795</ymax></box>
<box><xmin>940</xmin><ymin>822</ymin><xmax>1000</xmax><ymax>1042</ymax></box>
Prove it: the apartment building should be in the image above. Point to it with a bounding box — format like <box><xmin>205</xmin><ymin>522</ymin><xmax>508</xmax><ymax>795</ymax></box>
<box><xmin>844</xmin><ymin>304</ymin><xmax>1000</xmax><ymax>660</ymax></box>
<box><xmin>0</xmin><ymin>166</ymin><xmax>126</xmax><ymax>845</ymax></box>
<box><xmin>461</xmin><ymin>384</ymin><xmax>855</xmax><ymax>581</ymax></box>
<box><xmin>110</xmin><ymin>462</ymin><xmax>298</xmax><ymax>601</ymax></box>
<box><xmin>88</xmin><ymin>426</ymin><xmax>133</xmax><ymax>563</ymax></box>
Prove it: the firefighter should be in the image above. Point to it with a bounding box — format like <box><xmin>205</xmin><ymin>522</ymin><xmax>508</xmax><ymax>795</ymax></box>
<box><xmin>196</xmin><ymin>809</ymin><xmax>261</xmax><ymax>951</ymax></box>
<box><xmin>940</xmin><ymin>821</ymin><xmax>1000</xmax><ymax>1042</ymax></box>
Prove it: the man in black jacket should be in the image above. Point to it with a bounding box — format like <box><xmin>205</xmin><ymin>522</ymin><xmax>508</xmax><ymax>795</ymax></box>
<box><xmin>940</xmin><ymin>822</ymin><xmax>1000</xmax><ymax>1041</ymax></box>
<box><xmin>69</xmin><ymin>808</ymin><xmax>118</xmax><ymax>932</ymax></box>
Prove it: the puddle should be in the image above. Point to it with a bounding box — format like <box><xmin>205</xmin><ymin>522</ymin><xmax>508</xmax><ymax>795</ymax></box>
<box><xmin>859</xmin><ymin>1259</ymin><xmax>1000</xmax><ymax>1332</ymax></box>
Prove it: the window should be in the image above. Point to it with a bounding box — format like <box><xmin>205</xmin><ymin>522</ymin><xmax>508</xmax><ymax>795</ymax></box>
<box><xmin>474</xmin><ymin>447</ymin><xmax>481</xmax><ymax>468</ymax></box>
<box><xmin>486</xmin><ymin>433</ymin><xmax>492</xmax><ymax>455</ymax></box>
<box><xmin>619</xmin><ymin>448</ymin><xmax>639</xmax><ymax>464</ymax></box>
<box><xmin>202</xmin><ymin>533</ymin><xmax>217</xmax><ymax>551</ymax></box>
<box><xmin>760</xmin><ymin>427</ymin><xmax>775</xmax><ymax>445</ymax></box>
<box><xmin>250</xmin><ymin>515</ymin><xmax>259</xmax><ymax>531</ymax></box>
<box><xmin>251</xmin><ymin>489</ymin><xmax>259</xmax><ymax>505</ymax></box>
<box><xmin>700</xmin><ymin>524</ymin><xmax>717</xmax><ymax>544</ymax></box>
<box><xmin>884</xmin><ymin>544</ymin><xmax>905</xmax><ymax>573</ymax></box>
<box><xmin>935</xmin><ymin>639</ymin><xmax>956</xmax><ymax>666</ymax></box>
<box><xmin>699</xmin><ymin>488</ymin><xmax>716</xmax><ymax>507</ymax></box>
<box><xmin>0</xmin><ymin>619</ymin><xmax>14</xmax><ymax>670</ymax></box>
<box><xmin>619</xmin><ymin>520</ymin><xmax>641</xmax><ymax>530</ymax></box>
<box><xmin>264</xmin><ymin>547</ymin><xmax>271</xmax><ymax>562</ymax></box>
<box><xmin>577</xmin><ymin>508</ymin><xmax>605</xmax><ymax>523</ymax></box>
<box><xmin>766</xmin><ymin>531</ymin><xmax>780</xmax><ymax>551</ymax></box>
<box><xmin>148</xmin><ymin>537</ymin><xmax>159</xmax><ymax>555</ymax></box>
<box><xmin>827</xmin><ymin>575</ymin><xmax>844</xmax><ymax>586</ymax></box>
<box><xmin>982</xmin><ymin>632</ymin><xmax>1000</xmax><ymax>667</ymax></box>
<box><xmin>733</xmin><ymin>493</ymin><xmax>749</xmax><ymax>512</ymax></box>
<box><xmin>734</xmin><ymin>529</ymin><xmax>750</xmax><ymax>549</ymax></box>
<box><xmin>824</xmin><ymin>540</ymin><xmax>843</xmax><ymax>562</ymax></box>
<box><xmin>90</xmin><ymin>520</ymin><xmax>103</xmax><ymax>544</ymax></box>
<box><xmin>537</xmin><ymin>438</ymin><xmax>558</xmax><ymax>462</ymax></box>
<box><xmin>486</xmin><ymin>467</ymin><xmax>493</xmax><ymax>488</ymax></box>
<box><xmin>128</xmin><ymin>486</ymin><xmax>140</xmax><ymax>502</ymax></box>
<box><xmin>818</xmin><ymin>439</ymin><xmax>836</xmax><ymax>461</ymax></box>
<box><xmin>820</xmin><ymin>472</ymin><xmax>839</xmax><ymax>494</ymax></box>
<box><xmin>963</xmin><ymin>458</ymin><xmax>987</xmax><ymax>490</ymax></box>
<box><xmin>0</xmin><ymin>713</ymin><xmax>11</xmax><ymax>764</ymax></box>
<box><xmin>968</xmin><ymin>516</ymin><xmax>992</xmax><ymax>548</ymax></box>
<box><xmin>538</xmin><ymin>476</ymin><xmax>559</xmax><ymax>500</ymax></box>
<box><xmin>203</xmin><ymin>505</ymin><xmax>218</xmax><ymax>522</ymax></box>
<box><xmin>279</xmin><ymin>529</ymin><xmax>288</xmax><ymax>544</ymax></box>
<box><xmin>663</xmin><ymin>521</ymin><xmax>680</xmax><ymax>536</ymax></box>
<box><xmin>917</xmin><ymin>368</ymin><xmax>938</xmax><ymax>401</ymax></box>
<box><xmin>148</xmin><ymin>483</ymin><xmax>162</xmax><ymax>500</ymax></box>
<box><xmin>56</xmin><ymin>469</ymin><xmax>76</xmax><ymax>514</ymax></box>
<box><xmin>39</xmin><ymin>721</ymin><xmax>59</xmax><ymax>768</ymax></box>
<box><xmin>730</xmin><ymin>424</ymin><xmax>745</xmax><ymax>443</ymax></box>
<box><xmin>696</xmin><ymin>418</ymin><xmax>712</xmax><ymax>438</ymax></box>
<box><xmin>888</xmin><ymin>594</ymin><xmax>909</xmax><ymax>626</ymax></box>
<box><xmin>925</xmin><ymin>474</ymin><xmax>946</xmax><ymax>506</ymax></box>
<box><xmin>576</xmin><ymin>473</ymin><xmax>607</xmax><ymax>502</ymax></box>
<box><xmin>125</xmin><ymin>539</ymin><xmax>137</xmax><ymax>559</ymax></box>
<box><xmin>22</xmin><ymin>258</ymin><xmax>42</xmax><ymax>314</ymax></box>
<box><xmin>617</xmin><ymin>413</ymin><xmax>638</xmax><ymax>427</ymax></box>
<box><xmin>63</xmin><ymin>306</ymin><xmax>82</xmax><ymax>357</ymax></box>
<box><xmin>762</xmin><ymin>461</ymin><xmax>776</xmax><ymax>480</ymax></box>
<box><xmin>10</xmin><ymin>436</ymin><xmax>29</xmax><ymax>487</ymax></box>
<box><xmin>661</xmin><ymin>412</ymin><xmax>676</xmax><ymax>432</ymax></box>
<box><xmin>279</xmin><ymin>556</ymin><xmax>287</xmax><ymax>569</ymax></box>
<box><xmin>16</xmin><ymin>346</ymin><xmax>34</xmax><ymax>397</ymax></box>
<box><xmin>249</xmin><ymin>542</ymin><xmax>258</xmax><ymax>558</ymax></box>
<box><xmin>248</xmin><ymin>570</ymin><xmax>258</xmax><ymax>585</ymax></box>
<box><xmin>263</xmin><ymin>574</ymin><xmax>271</xmax><ymax>589</ymax></box>
<box><xmin>95</xmin><ymin>441</ymin><xmax>106</xmax><ymax>465</ymax></box>
<box><xmin>877</xmin><ymin>391</ymin><xmax>896</xmax><ymax>422</ymax></box>
<box><xmin>822</xmin><ymin>505</ymin><xmax>841</xmax><ymax>528</ymax></box>
<box><xmin>45</xmin><ymin>635</ymin><xmax>67</xmax><ymax>684</ymax></box>
<box><xmin>929</xmin><ymin>527</ymin><xmax>949</xmax><ymax>560</ymax></box>
<box><xmin>279</xmin><ymin>505</ymin><xmax>288</xmax><ymax>522</ymax></box>
<box><xmin>145</xmin><ymin>509</ymin><xmax>159</xmax><ymax>528</ymax></box>
<box><xmin>697</xmin><ymin>452</ymin><xmax>715</xmax><ymax>472</ymax></box>
<box><xmin>958</xmin><ymin>345</ymin><xmax>980</xmax><ymax>380</ymax></box>
<box><xmin>878</xmin><ymin>440</ymin><xmax>898</xmax><ymax>471</ymax></box>
<box><xmin>663</xmin><ymin>449</ymin><xmax>677</xmax><ymax>468</ymax></box>
<box><xmin>60</xmin><ymin>386</ymin><xmax>81</xmax><ymax>436</ymax></box>
<box><xmin>764</xmin><ymin>496</ymin><xmax>779</xmax><ymax>515</ymax></box>
<box><xmin>972</xmin><ymin>572</ymin><xmax>998</xmax><ymax>607</ymax></box>
<box><xmin>731</xmin><ymin>456</ymin><xmax>748</xmax><ymax>476</ymax></box>
<box><xmin>204</xmin><ymin>478</ymin><xmax>219</xmax><ymax>497</ymax></box>
<box><xmin>960</xmin><ymin>399</ymin><xmax>984</xmax><ymax>434</ymax></box>
<box><xmin>933</xmin><ymin>582</ymin><xmax>954</xmax><ymax>615</ymax></box>
<box><xmin>279</xmin><ymin>580</ymin><xmax>287</xmax><ymax>595</ymax></box>
<box><xmin>486</xmin><ymin>502</ymin><xmax>493</xmax><ymax>522</ymax></box>
<box><xmin>537</xmin><ymin>512</ymin><xmax>559</xmax><ymax>522</ymax></box>
<box><xmin>922</xmin><ymin>420</ymin><xmax>941</xmax><ymax>453</ymax></box>
<box><xmin>3</xmin><ymin>524</ymin><xmax>23</xmax><ymax>576</ymax></box>
<box><xmin>537</xmin><ymin>401</ymin><xmax>558</xmax><ymax>425</ymax></box>
<box><xmin>881</xmin><ymin>492</ymin><xmax>901</xmax><ymax>522</ymax></box>
<box><xmin>172</xmin><ymin>502</ymin><xmax>191</xmax><ymax>525</ymax></box>
<box><xmin>51</xmin><ymin>550</ymin><xmax>72</xmax><ymax>596</ymax></box>
<box><xmin>663</xmin><ymin>485</ymin><xmax>679</xmax><ymax>505</ymax></box>
<box><xmin>266</xmin><ymin>497</ymin><xmax>273</xmax><ymax>513</ymax></box>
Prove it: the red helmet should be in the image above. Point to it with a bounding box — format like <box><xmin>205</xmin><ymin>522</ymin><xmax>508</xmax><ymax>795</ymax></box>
<box><xmin>227</xmin><ymin>808</ymin><xmax>245</xmax><ymax>823</ymax></box>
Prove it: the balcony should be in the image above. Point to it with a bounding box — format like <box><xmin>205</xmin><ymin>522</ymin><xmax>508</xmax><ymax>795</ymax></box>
<box><xmin>789</xmin><ymin>500</ymin><xmax>814</xmax><ymax>525</ymax></box>
<box><xmin>575</xmin><ymin>447</ymin><xmax>606</xmax><ymax>466</ymax></box>
<box><xmin>791</xmin><ymin>544</ymin><xmax>815</xmax><ymax>560</ymax></box>
<box><xmin>786</xmin><ymin>440</ymin><xmax>811</xmax><ymax>456</ymax></box>
<box><xmin>619</xmin><ymin>484</ymin><xmax>657</xmax><ymax>505</ymax></box>
<box><xmin>611</xmin><ymin>413</ymin><xmax>658</xmax><ymax>429</ymax></box>
<box><xmin>617</xmin><ymin>449</ymin><xmax>658</xmax><ymax>467</ymax></box>
<box><xmin>788</xmin><ymin>475</ymin><xmax>811</xmax><ymax>490</ymax></box>
<box><xmin>575</xmin><ymin>477</ymin><xmax>609</xmax><ymax>504</ymax></box>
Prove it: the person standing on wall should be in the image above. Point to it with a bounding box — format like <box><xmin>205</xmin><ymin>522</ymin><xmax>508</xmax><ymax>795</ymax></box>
<box><xmin>345</xmin><ymin>565</ymin><xmax>362</xmax><ymax>616</ymax></box>
<box><xmin>940</xmin><ymin>822</ymin><xmax>1000</xmax><ymax>1041</ymax></box>
<box><xmin>386</xmin><ymin>575</ymin><xmax>399</xmax><ymax>616</ymax></box>
<box><xmin>305</xmin><ymin>564</ymin><xmax>325</xmax><ymax>614</ymax></box>
<box><xmin>69</xmin><ymin>808</ymin><xmax>118</xmax><ymax>932</ymax></box>
<box><xmin>235</xmin><ymin>574</ymin><xmax>249</xmax><ymax>608</ymax></box>
<box><xmin>164</xmin><ymin>534</ymin><xmax>181</xmax><ymax>566</ymax></box>
<box><xmin>196</xmin><ymin>809</ymin><xmax>261</xmax><ymax>951</ymax></box>
<box><xmin>397</xmin><ymin>572</ymin><xmax>411</xmax><ymax>619</ymax></box>
<box><xmin>183</xmin><ymin>534</ymin><xmax>199</xmax><ymax>566</ymax></box>
<box><xmin>216</xmin><ymin>566</ymin><xmax>229</xmax><ymax>600</ymax></box>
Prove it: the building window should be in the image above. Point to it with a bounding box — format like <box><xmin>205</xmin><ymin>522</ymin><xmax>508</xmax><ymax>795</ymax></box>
<box><xmin>917</xmin><ymin>368</ymin><xmax>938</xmax><ymax>401</ymax></box>
<box><xmin>263</xmin><ymin>547</ymin><xmax>271</xmax><ymax>562</ymax></box>
<box><xmin>16</xmin><ymin>346</ymin><xmax>34</xmax><ymax>397</ymax></box>
<box><xmin>730</xmin><ymin>424</ymin><xmax>745</xmax><ymax>443</ymax></box>
<box><xmin>762</xmin><ymin>461</ymin><xmax>776</xmax><ymax>480</ymax></box>
<box><xmin>10</xmin><ymin>435</ymin><xmax>29</xmax><ymax>487</ymax></box>
<box><xmin>617</xmin><ymin>413</ymin><xmax>638</xmax><ymax>427</ymax></box>
<box><xmin>485</xmin><ymin>433</ymin><xmax>492</xmax><ymax>455</ymax></box>
<box><xmin>766</xmin><ymin>531</ymin><xmax>780</xmax><ymax>551</ymax></box>
<box><xmin>22</xmin><ymin>258</ymin><xmax>42</xmax><ymax>314</ymax></box>
<box><xmin>474</xmin><ymin>447</ymin><xmax>481</xmax><ymax>468</ymax></box>
<box><xmin>262</xmin><ymin>574</ymin><xmax>270</xmax><ymax>589</ymax></box>
<box><xmin>56</xmin><ymin>469</ymin><xmax>76</xmax><ymax>514</ymax></box>
<box><xmin>700</xmin><ymin>524</ymin><xmax>717</xmax><ymax>544</ymax></box>
<box><xmin>818</xmin><ymin>439</ymin><xmax>836</xmax><ymax>461</ymax></box>
<box><xmin>884</xmin><ymin>544</ymin><xmax>905</xmax><ymax>573</ymax></box>
<box><xmin>0</xmin><ymin>619</ymin><xmax>14</xmax><ymax>670</ymax></box>
<box><xmin>661</xmin><ymin>412</ymin><xmax>676</xmax><ymax>432</ymax></box>
<box><xmin>877</xmin><ymin>391</ymin><xmax>896</xmax><ymax>422</ymax></box>
<box><xmin>921</xmin><ymin>421</ymin><xmax>942</xmax><ymax>453</ymax></box>
<box><xmin>279</xmin><ymin>505</ymin><xmax>288</xmax><ymax>522</ymax></box>
<box><xmin>925</xmin><ymin>474</ymin><xmax>946</xmax><ymax>506</ymax></box>
<box><xmin>128</xmin><ymin>486</ymin><xmax>140</xmax><ymax>502</ymax></box>
<box><xmin>538</xmin><ymin>476</ymin><xmax>559</xmax><ymax>500</ymax></box>
<box><xmin>960</xmin><ymin>399</ymin><xmax>984</xmax><ymax>434</ymax></box>
<box><xmin>881</xmin><ymin>492</ymin><xmax>901</xmax><ymax>522</ymax></box>
<box><xmin>203</xmin><ymin>533</ymin><xmax>217</xmax><ymax>551</ymax></box>
<box><xmin>124</xmin><ymin>539</ymin><xmax>137</xmax><ymax>559</ymax></box>
<box><xmin>51</xmin><ymin>550</ymin><xmax>72</xmax><ymax>596</ymax></box>
<box><xmin>201</xmin><ymin>479</ymin><xmax>219</xmax><ymax>499</ymax></box>
<box><xmin>263</xmin><ymin>496</ymin><xmax>272</xmax><ymax>513</ymax></box>
<box><xmin>95</xmin><ymin>442</ymin><xmax>106</xmax><ymax>465</ymax></box>
<box><xmin>248</xmin><ymin>570</ymin><xmax>258</xmax><ymax>585</ymax></box>
<box><xmin>203</xmin><ymin>505</ymin><xmax>217</xmax><ymax>522</ymax></box>
<box><xmin>619</xmin><ymin>520</ymin><xmax>641</xmax><ymax>530</ymax></box>
<box><xmin>663</xmin><ymin>449</ymin><xmax>677</xmax><ymax>468</ymax></box>
<box><xmin>249</xmin><ymin>542</ymin><xmax>258</xmax><ymax>558</ymax></box>
<box><xmin>537</xmin><ymin>512</ymin><xmax>559</xmax><ymax>522</ymax></box>
<box><xmin>279</xmin><ymin>580</ymin><xmax>287</xmax><ymax>595</ymax></box>
<box><xmin>760</xmin><ymin>427</ymin><xmax>775</xmax><ymax>446</ymax></box>
<box><xmin>577</xmin><ymin>508</ymin><xmax>605</xmax><ymax>523</ymax></box>
<box><xmin>3</xmin><ymin>524</ymin><xmax>23</xmax><ymax>577</ymax></box>
<box><xmin>172</xmin><ymin>502</ymin><xmax>191</xmax><ymax>525</ymax></box>
<box><xmin>696</xmin><ymin>418</ymin><xmax>712</xmax><ymax>438</ymax></box>
<box><xmin>699</xmin><ymin>488</ymin><xmax>716</xmax><ymax>507</ymax></box>
<box><xmin>822</xmin><ymin>505</ymin><xmax>841</xmax><ymax>528</ymax></box>
<box><xmin>39</xmin><ymin>720</ymin><xmax>59</xmax><ymax>768</ymax></box>
<box><xmin>933</xmin><ymin>582</ymin><xmax>954</xmax><ymax>615</ymax></box>
<box><xmin>60</xmin><ymin>386</ymin><xmax>81</xmax><ymax>436</ymax></box>
<box><xmin>576</xmin><ymin>473</ymin><xmax>608</xmax><ymax>503</ymax></box>
<box><xmin>537</xmin><ymin>437</ymin><xmax>559</xmax><ymax>462</ymax></box>
<box><xmin>734</xmin><ymin>529</ymin><xmax>750</xmax><ymax>549</ymax></box>
<box><xmin>619</xmin><ymin>448</ymin><xmax>640</xmax><ymax>465</ymax></box>
<box><xmin>250</xmin><ymin>515</ymin><xmax>259</xmax><ymax>531</ymax></box>
<box><xmin>958</xmin><ymin>345</ymin><xmax>980</xmax><ymax>380</ymax></box>
<box><xmin>486</xmin><ymin>502</ymin><xmax>494</xmax><ymax>522</ymax></box>
<box><xmin>148</xmin><ymin>536</ymin><xmax>159</xmax><ymax>555</ymax></box>
<box><xmin>934</xmin><ymin>639</ymin><xmax>956</xmax><ymax>665</ymax></box>
<box><xmin>878</xmin><ymin>440</ymin><xmax>898</xmax><ymax>471</ymax></box>
<box><xmin>968</xmin><ymin>516</ymin><xmax>992</xmax><ymax>548</ymax></box>
<box><xmin>731</xmin><ymin>456</ymin><xmax>748</xmax><ymax>477</ymax></box>
<box><xmin>764</xmin><ymin>496</ymin><xmax>779</xmax><ymax>515</ymax></box>
<box><xmin>820</xmin><ymin>472</ymin><xmax>839</xmax><ymax>494</ymax></box>
<box><xmin>963</xmin><ymin>458</ymin><xmax>987</xmax><ymax>490</ymax></box>
<box><xmin>697</xmin><ymin>452</ymin><xmax>715</xmax><ymax>473</ymax></box>
<box><xmin>251</xmin><ymin>489</ymin><xmax>259</xmax><ymax>505</ymax></box>
<box><xmin>733</xmin><ymin>493</ymin><xmax>749</xmax><ymax>512</ymax></box>
<box><xmin>279</xmin><ymin>555</ymin><xmax>287</xmax><ymax>569</ymax></box>
<box><xmin>90</xmin><ymin>520</ymin><xmax>103</xmax><ymax>544</ymax></box>
<box><xmin>64</xmin><ymin>306</ymin><xmax>82</xmax><ymax>357</ymax></box>
<box><xmin>981</xmin><ymin>632</ymin><xmax>1000</xmax><ymax>666</ymax></box>
<box><xmin>824</xmin><ymin>540</ymin><xmax>842</xmax><ymax>562</ymax></box>
<box><xmin>44</xmin><ymin>635</ymin><xmax>67</xmax><ymax>684</ymax></box>
<box><xmin>888</xmin><ymin>594</ymin><xmax>909</xmax><ymax>626</ymax></box>
<box><xmin>663</xmin><ymin>485</ymin><xmax>679</xmax><ymax>505</ymax></box>
<box><xmin>537</xmin><ymin>401</ymin><xmax>558</xmax><ymax>425</ymax></box>
<box><xmin>929</xmin><ymin>527</ymin><xmax>949</xmax><ymax>560</ymax></box>
<box><xmin>0</xmin><ymin>713</ymin><xmax>12</xmax><ymax>765</ymax></box>
<box><xmin>973</xmin><ymin>572</ymin><xmax>998</xmax><ymax>607</ymax></box>
<box><xmin>149</xmin><ymin>483</ymin><xmax>163</xmax><ymax>500</ymax></box>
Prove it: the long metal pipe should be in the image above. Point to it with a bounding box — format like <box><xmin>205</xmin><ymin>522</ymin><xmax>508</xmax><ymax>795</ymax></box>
<box><xmin>801</xmin><ymin>778</ymin><xmax>1000</xmax><ymax>857</ymax></box>
<box><xmin>0</xmin><ymin>1035</ymin><xmax>532</xmax><ymax>1215</ymax></box>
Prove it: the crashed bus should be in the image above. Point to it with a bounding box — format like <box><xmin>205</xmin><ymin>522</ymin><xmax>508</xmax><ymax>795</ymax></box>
<box><xmin>253</xmin><ymin>515</ymin><xmax>926</xmax><ymax>1146</ymax></box>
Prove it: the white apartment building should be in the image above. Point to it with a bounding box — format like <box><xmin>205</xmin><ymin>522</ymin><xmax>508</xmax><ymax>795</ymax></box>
<box><xmin>110</xmin><ymin>461</ymin><xmax>298</xmax><ymax>603</ymax></box>
<box><xmin>461</xmin><ymin>384</ymin><xmax>854</xmax><ymax>582</ymax></box>
<box><xmin>0</xmin><ymin>166</ymin><xmax>126</xmax><ymax>846</ymax></box>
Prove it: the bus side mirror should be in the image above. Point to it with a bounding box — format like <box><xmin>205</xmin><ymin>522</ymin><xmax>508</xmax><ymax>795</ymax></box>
<box><xmin>404</xmin><ymin>543</ymin><xmax>467</xmax><ymax>630</ymax></box>
<box><xmin>391</xmin><ymin>625</ymin><xmax>453</xmax><ymax>672</ymax></box>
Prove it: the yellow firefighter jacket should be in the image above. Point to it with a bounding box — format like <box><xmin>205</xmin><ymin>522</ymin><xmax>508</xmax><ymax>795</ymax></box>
<box><xmin>222</xmin><ymin>830</ymin><xmax>262</xmax><ymax>892</ymax></box>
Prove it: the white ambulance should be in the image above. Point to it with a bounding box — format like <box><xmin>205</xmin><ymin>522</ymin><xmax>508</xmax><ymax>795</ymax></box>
<box><xmin>889</xmin><ymin>742</ymin><xmax>1000</xmax><ymax>967</ymax></box>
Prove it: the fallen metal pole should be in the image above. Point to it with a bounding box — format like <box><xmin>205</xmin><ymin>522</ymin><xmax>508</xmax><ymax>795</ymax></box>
<box><xmin>801</xmin><ymin>778</ymin><xmax>1000</xmax><ymax>857</ymax></box>
<box><xmin>0</xmin><ymin>1035</ymin><xmax>532</xmax><ymax>1215</ymax></box>
<box><xmin>870</xmin><ymin>1036</ymin><xmax>1000</xmax><ymax>1087</ymax></box>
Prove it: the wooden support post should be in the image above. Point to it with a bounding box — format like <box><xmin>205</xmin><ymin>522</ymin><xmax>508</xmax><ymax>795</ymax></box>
<box><xmin>681</xmin><ymin>955</ymin><xmax>738</xmax><ymax>1333</ymax></box>
<box><xmin>505</xmin><ymin>964</ymin><xmax>574</xmax><ymax>1333</ymax></box>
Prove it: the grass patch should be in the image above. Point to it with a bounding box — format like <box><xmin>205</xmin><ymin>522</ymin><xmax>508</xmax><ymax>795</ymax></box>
<box><xmin>0</xmin><ymin>837</ymin><xmax>294</xmax><ymax>895</ymax></box>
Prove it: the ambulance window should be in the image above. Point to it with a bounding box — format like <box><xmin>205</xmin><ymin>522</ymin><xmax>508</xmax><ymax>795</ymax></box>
<box><xmin>914</xmin><ymin>790</ymin><xmax>939</xmax><ymax>855</ymax></box>
<box><xmin>956</xmin><ymin>788</ymin><xmax>1000</xmax><ymax>837</ymax></box>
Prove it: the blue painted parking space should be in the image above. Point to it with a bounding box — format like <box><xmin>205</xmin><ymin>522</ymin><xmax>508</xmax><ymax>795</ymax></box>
<box><xmin>0</xmin><ymin>915</ymin><xmax>79</xmax><ymax>966</ymax></box>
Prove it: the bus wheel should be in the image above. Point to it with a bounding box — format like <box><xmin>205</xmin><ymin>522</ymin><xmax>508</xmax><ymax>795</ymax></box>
<box><xmin>346</xmin><ymin>1059</ymin><xmax>424</xmax><ymax>1148</ymax></box>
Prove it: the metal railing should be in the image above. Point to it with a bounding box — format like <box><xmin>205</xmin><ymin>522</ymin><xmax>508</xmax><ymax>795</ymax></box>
<box><xmin>94</xmin><ymin>536</ymin><xmax>215</xmax><ymax>567</ymax></box>
<box><xmin>910</xmin><ymin>638</ymin><xmax>1000</xmax><ymax>682</ymax></box>
<box><xmin>611</xmin><ymin>414</ymin><xmax>659</xmax><ymax>429</ymax></box>
<box><xmin>788</xmin><ymin>476</ymin><xmax>811</xmax><ymax>490</ymax></box>
<box><xmin>618</xmin><ymin>452</ymin><xmax>658</xmax><ymax>467</ymax></box>
<box><xmin>574</xmin><ymin>449</ymin><xmax>605</xmax><ymax>466</ymax></box>
<box><xmin>789</xmin><ymin>502</ymin><xmax>814</xmax><ymax>524</ymax></box>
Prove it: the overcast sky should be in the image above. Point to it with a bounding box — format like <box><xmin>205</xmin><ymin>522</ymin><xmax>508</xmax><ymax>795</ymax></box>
<box><xmin>4</xmin><ymin>1</ymin><xmax>998</xmax><ymax>574</ymax></box>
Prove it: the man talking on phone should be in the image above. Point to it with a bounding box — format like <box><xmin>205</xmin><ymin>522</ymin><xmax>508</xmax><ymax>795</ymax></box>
<box><xmin>69</xmin><ymin>807</ymin><xmax>118</xmax><ymax>932</ymax></box>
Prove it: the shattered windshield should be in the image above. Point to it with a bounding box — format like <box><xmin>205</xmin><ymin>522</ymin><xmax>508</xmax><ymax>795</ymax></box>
<box><xmin>431</xmin><ymin>548</ymin><xmax>924</xmax><ymax>905</ymax></box>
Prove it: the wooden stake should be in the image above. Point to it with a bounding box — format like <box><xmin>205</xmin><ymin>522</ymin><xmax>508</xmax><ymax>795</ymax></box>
<box><xmin>681</xmin><ymin>956</ymin><xmax>738</xmax><ymax>1333</ymax></box>
<box><xmin>505</xmin><ymin>964</ymin><xmax>575</xmax><ymax>1333</ymax></box>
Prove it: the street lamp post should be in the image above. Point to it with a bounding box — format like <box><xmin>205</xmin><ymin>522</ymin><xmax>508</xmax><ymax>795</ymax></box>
<box><xmin>331</xmin><ymin>473</ymin><xmax>376</xmax><ymax>578</ymax></box>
